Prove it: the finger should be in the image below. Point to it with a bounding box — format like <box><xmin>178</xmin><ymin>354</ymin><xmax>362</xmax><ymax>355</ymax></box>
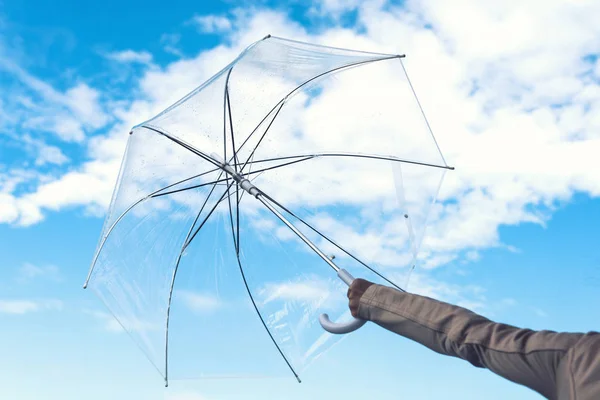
<box><xmin>349</xmin><ymin>298</ymin><xmax>360</xmax><ymax>318</ymax></box>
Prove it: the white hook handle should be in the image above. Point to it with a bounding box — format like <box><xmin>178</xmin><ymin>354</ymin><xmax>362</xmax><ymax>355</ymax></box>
<box><xmin>319</xmin><ymin>269</ymin><xmax>367</xmax><ymax>334</ymax></box>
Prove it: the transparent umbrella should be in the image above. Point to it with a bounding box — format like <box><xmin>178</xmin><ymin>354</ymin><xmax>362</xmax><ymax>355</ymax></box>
<box><xmin>83</xmin><ymin>35</ymin><xmax>453</xmax><ymax>386</ymax></box>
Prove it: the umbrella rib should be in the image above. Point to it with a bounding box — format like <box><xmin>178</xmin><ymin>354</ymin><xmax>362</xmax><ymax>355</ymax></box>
<box><xmin>164</xmin><ymin>172</ymin><xmax>228</xmax><ymax>385</ymax></box>
<box><xmin>240</xmin><ymin>156</ymin><xmax>315</xmax><ymax>177</ymax></box>
<box><xmin>232</xmin><ymin>55</ymin><xmax>401</xmax><ymax>167</ymax></box>
<box><xmin>225</xmin><ymin>75</ymin><xmax>239</xmax><ymax>171</ymax></box>
<box><xmin>239</xmin><ymin>101</ymin><xmax>285</xmax><ymax>172</ymax></box>
<box><xmin>141</xmin><ymin>123</ymin><xmax>248</xmax><ymax>250</ymax></box>
<box><xmin>83</xmin><ymin>168</ymin><xmax>223</xmax><ymax>288</ymax></box>
<box><xmin>151</xmin><ymin>167</ymin><xmax>222</xmax><ymax>196</ymax></box>
<box><xmin>223</xmin><ymin>69</ymin><xmax>231</xmax><ymax>163</ymax></box>
<box><xmin>240</xmin><ymin>153</ymin><xmax>453</xmax><ymax>176</ymax></box>
<box><xmin>398</xmin><ymin>58</ymin><xmax>448</xmax><ymax>166</ymax></box>
<box><xmin>235</xmin><ymin>184</ymin><xmax>240</xmax><ymax>251</ymax></box>
<box><xmin>228</xmin><ymin>96</ymin><xmax>282</xmax><ymax>165</ymax></box>
<box><xmin>142</xmin><ymin>125</ymin><xmax>222</xmax><ymax>169</ymax></box>
<box><xmin>234</xmin><ymin>252</ymin><xmax>301</xmax><ymax>383</ymax></box>
<box><xmin>226</xmin><ymin>180</ymin><xmax>239</xmax><ymax>253</ymax></box>
<box><xmin>229</xmin><ymin>91</ymin><xmax>242</xmax><ymax>252</ymax></box>
<box><xmin>150</xmin><ymin>177</ymin><xmax>230</xmax><ymax>198</ymax></box>
<box><xmin>257</xmin><ymin>191</ymin><xmax>405</xmax><ymax>292</ymax></box>
<box><xmin>189</xmin><ymin>165</ymin><xmax>300</xmax><ymax>380</ymax></box>
<box><xmin>183</xmin><ymin>180</ymin><xmax>235</xmax><ymax>250</ymax></box>
<box><xmin>202</xmin><ymin>150</ymin><xmax>301</xmax><ymax>381</ymax></box>
<box><xmin>224</xmin><ymin>67</ymin><xmax>241</xmax><ymax>251</ymax></box>
<box><xmin>166</xmin><ymin>180</ymin><xmax>302</xmax><ymax>382</ymax></box>
<box><xmin>269</xmin><ymin>35</ymin><xmax>402</xmax><ymax>58</ymax></box>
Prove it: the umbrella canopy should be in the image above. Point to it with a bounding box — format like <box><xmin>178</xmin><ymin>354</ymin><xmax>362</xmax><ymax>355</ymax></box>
<box><xmin>84</xmin><ymin>35</ymin><xmax>452</xmax><ymax>386</ymax></box>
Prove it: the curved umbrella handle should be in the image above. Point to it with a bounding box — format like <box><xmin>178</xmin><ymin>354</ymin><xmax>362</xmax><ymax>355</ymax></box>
<box><xmin>319</xmin><ymin>313</ymin><xmax>367</xmax><ymax>334</ymax></box>
<box><xmin>319</xmin><ymin>269</ymin><xmax>368</xmax><ymax>334</ymax></box>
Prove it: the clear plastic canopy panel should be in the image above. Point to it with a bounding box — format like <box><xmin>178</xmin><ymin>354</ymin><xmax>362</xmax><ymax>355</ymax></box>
<box><xmin>85</xmin><ymin>36</ymin><xmax>450</xmax><ymax>385</ymax></box>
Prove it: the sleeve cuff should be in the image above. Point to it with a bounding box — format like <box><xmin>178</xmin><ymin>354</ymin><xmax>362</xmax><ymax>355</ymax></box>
<box><xmin>356</xmin><ymin>284</ymin><xmax>383</xmax><ymax>320</ymax></box>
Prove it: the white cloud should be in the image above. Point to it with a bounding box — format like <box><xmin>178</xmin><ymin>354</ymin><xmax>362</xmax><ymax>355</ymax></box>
<box><xmin>22</xmin><ymin>115</ymin><xmax>83</xmax><ymax>142</ymax></box>
<box><xmin>308</xmin><ymin>0</ymin><xmax>362</xmax><ymax>17</ymax></box>
<box><xmin>160</xmin><ymin>33</ymin><xmax>183</xmax><ymax>57</ymax></box>
<box><xmin>0</xmin><ymin>169</ymin><xmax>38</xmax><ymax>193</ymax></box>
<box><xmin>0</xmin><ymin>104</ymin><xmax>129</xmax><ymax>226</ymax></box>
<box><xmin>21</xmin><ymin>135</ymin><xmax>69</xmax><ymax>166</ymax></box>
<box><xmin>0</xmin><ymin>300</ymin><xmax>39</xmax><ymax>314</ymax></box>
<box><xmin>0</xmin><ymin>155</ymin><xmax>120</xmax><ymax>226</ymax></box>
<box><xmin>0</xmin><ymin>193</ymin><xmax>19</xmax><ymax>224</ymax></box>
<box><xmin>405</xmin><ymin>272</ymin><xmax>488</xmax><ymax>313</ymax></box>
<box><xmin>105</xmin><ymin>49</ymin><xmax>153</xmax><ymax>64</ymax></box>
<box><xmin>18</xmin><ymin>263</ymin><xmax>61</xmax><ymax>282</ymax></box>
<box><xmin>192</xmin><ymin>15</ymin><xmax>232</xmax><ymax>33</ymax></box>
<box><xmin>176</xmin><ymin>290</ymin><xmax>221</xmax><ymax>313</ymax></box>
<box><xmin>259</xmin><ymin>275</ymin><xmax>347</xmax><ymax>313</ymax></box>
<box><xmin>0</xmin><ymin>299</ymin><xmax>63</xmax><ymax>314</ymax></box>
<box><xmin>262</xmin><ymin>281</ymin><xmax>328</xmax><ymax>304</ymax></box>
<box><xmin>0</xmin><ymin>98</ymin><xmax>17</xmax><ymax>128</ymax></box>
<box><xmin>23</xmin><ymin>160</ymin><xmax>118</xmax><ymax>211</ymax></box>
<box><xmin>530</xmin><ymin>306</ymin><xmax>548</xmax><ymax>318</ymax></box>
<box><xmin>63</xmin><ymin>83</ymin><xmax>109</xmax><ymax>129</ymax></box>
<box><xmin>0</xmin><ymin>58</ymin><xmax>108</xmax><ymax>142</ymax></box>
<box><xmin>85</xmin><ymin>310</ymin><xmax>159</xmax><ymax>333</ymax></box>
<box><xmin>501</xmin><ymin>298</ymin><xmax>518</xmax><ymax>307</ymax></box>
<box><xmin>34</xmin><ymin>143</ymin><xmax>68</xmax><ymax>166</ymax></box>
<box><xmin>464</xmin><ymin>250</ymin><xmax>481</xmax><ymax>263</ymax></box>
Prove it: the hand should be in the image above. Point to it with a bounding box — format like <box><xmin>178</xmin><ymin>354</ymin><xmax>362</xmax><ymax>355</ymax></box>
<box><xmin>348</xmin><ymin>278</ymin><xmax>375</xmax><ymax>318</ymax></box>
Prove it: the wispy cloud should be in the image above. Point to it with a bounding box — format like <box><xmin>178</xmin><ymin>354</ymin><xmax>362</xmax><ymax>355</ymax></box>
<box><xmin>0</xmin><ymin>169</ymin><xmax>39</xmax><ymax>194</ymax></box>
<box><xmin>405</xmin><ymin>272</ymin><xmax>488</xmax><ymax>313</ymax></box>
<box><xmin>84</xmin><ymin>310</ymin><xmax>159</xmax><ymax>333</ymax></box>
<box><xmin>21</xmin><ymin>135</ymin><xmax>69</xmax><ymax>166</ymax></box>
<box><xmin>191</xmin><ymin>15</ymin><xmax>232</xmax><ymax>33</ymax></box>
<box><xmin>17</xmin><ymin>263</ymin><xmax>61</xmax><ymax>282</ymax></box>
<box><xmin>500</xmin><ymin>298</ymin><xmax>518</xmax><ymax>307</ymax></box>
<box><xmin>0</xmin><ymin>299</ymin><xmax>63</xmax><ymax>314</ymax></box>
<box><xmin>464</xmin><ymin>250</ymin><xmax>481</xmax><ymax>263</ymax></box>
<box><xmin>259</xmin><ymin>275</ymin><xmax>346</xmax><ymax>312</ymax></box>
<box><xmin>262</xmin><ymin>281</ymin><xmax>327</xmax><ymax>304</ymax></box>
<box><xmin>160</xmin><ymin>33</ymin><xmax>183</xmax><ymax>57</ymax></box>
<box><xmin>0</xmin><ymin>58</ymin><xmax>108</xmax><ymax>142</ymax></box>
<box><xmin>307</xmin><ymin>0</ymin><xmax>362</xmax><ymax>18</ymax></box>
<box><xmin>530</xmin><ymin>306</ymin><xmax>548</xmax><ymax>318</ymax></box>
<box><xmin>105</xmin><ymin>49</ymin><xmax>153</xmax><ymax>65</ymax></box>
<box><xmin>176</xmin><ymin>290</ymin><xmax>221</xmax><ymax>313</ymax></box>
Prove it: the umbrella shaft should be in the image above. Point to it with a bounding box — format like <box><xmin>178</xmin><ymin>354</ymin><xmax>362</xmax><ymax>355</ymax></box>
<box><xmin>256</xmin><ymin>194</ymin><xmax>340</xmax><ymax>273</ymax></box>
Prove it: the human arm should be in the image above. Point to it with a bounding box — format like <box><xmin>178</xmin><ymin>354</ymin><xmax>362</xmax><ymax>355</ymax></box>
<box><xmin>349</xmin><ymin>280</ymin><xmax>585</xmax><ymax>399</ymax></box>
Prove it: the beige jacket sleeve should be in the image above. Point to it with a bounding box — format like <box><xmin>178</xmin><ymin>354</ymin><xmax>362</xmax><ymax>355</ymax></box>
<box><xmin>357</xmin><ymin>284</ymin><xmax>600</xmax><ymax>400</ymax></box>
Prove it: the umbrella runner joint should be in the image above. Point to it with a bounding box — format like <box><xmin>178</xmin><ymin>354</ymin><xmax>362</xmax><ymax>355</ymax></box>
<box><xmin>211</xmin><ymin>153</ymin><xmax>260</xmax><ymax>198</ymax></box>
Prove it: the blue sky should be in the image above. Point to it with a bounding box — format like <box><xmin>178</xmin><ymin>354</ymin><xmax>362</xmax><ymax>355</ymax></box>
<box><xmin>1</xmin><ymin>0</ymin><xmax>600</xmax><ymax>399</ymax></box>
